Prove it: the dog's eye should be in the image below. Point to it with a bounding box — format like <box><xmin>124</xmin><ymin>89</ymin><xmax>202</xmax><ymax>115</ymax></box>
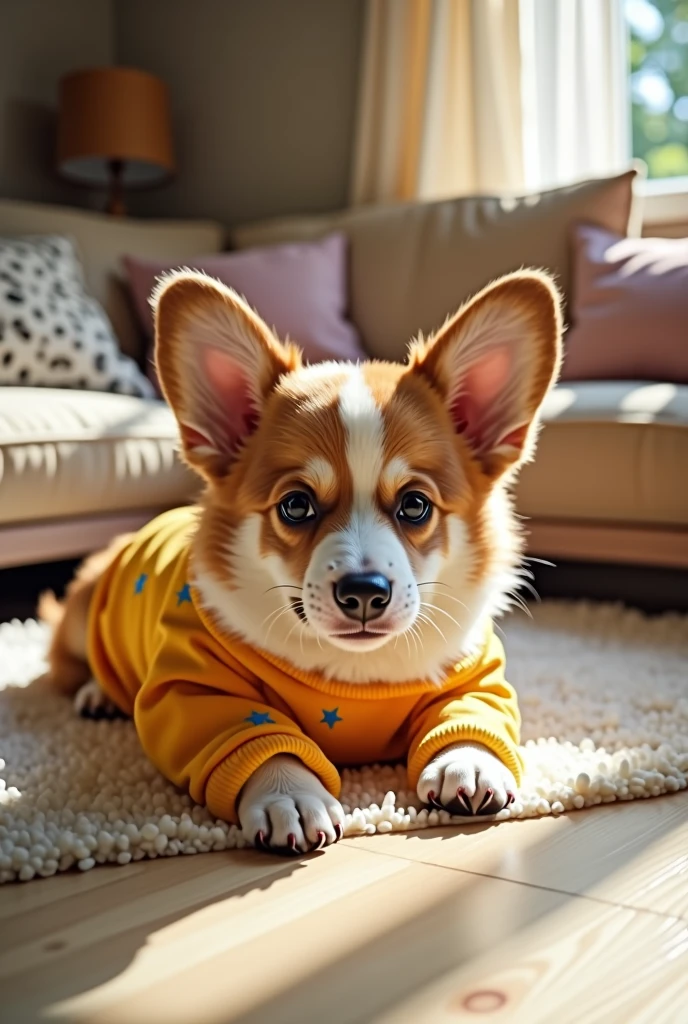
<box><xmin>397</xmin><ymin>491</ymin><xmax>432</xmax><ymax>525</ymax></box>
<box><xmin>279</xmin><ymin>491</ymin><xmax>318</xmax><ymax>525</ymax></box>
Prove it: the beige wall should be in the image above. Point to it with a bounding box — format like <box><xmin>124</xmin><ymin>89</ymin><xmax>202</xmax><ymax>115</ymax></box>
<box><xmin>0</xmin><ymin>0</ymin><xmax>114</xmax><ymax>206</ymax></box>
<box><xmin>116</xmin><ymin>0</ymin><xmax>364</xmax><ymax>226</ymax></box>
<box><xmin>1</xmin><ymin>0</ymin><xmax>363</xmax><ymax>227</ymax></box>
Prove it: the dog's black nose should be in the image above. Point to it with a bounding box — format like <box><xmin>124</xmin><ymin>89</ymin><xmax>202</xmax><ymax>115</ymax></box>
<box><xmin>333</xmin><ymin>573</ymin><xmax>392</xmax><ymax>622</ymax></box>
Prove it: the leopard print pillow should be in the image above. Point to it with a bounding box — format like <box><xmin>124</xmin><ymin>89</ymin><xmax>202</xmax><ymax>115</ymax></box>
<box><xmin>0</xmin><ymin>235</ymin><xmax>154</xmax><ymax>397</ymax></box>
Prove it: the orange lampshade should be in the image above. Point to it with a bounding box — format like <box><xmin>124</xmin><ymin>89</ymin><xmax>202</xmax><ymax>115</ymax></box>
<box><xmin>57</xmin><ymin>67</ymin><xmax>175</xmax><ymax>189</ymax></box>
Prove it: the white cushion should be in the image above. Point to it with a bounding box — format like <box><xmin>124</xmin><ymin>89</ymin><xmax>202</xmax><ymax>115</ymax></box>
<box><xmin>0</xmin><ymin>388</ymin><xmax>198</xmax><ymax>526</ymax></box>
<box><xmin>1</xmin><ymin>381</ymin><xmax>685</xmax><ymax>533</ymax></box>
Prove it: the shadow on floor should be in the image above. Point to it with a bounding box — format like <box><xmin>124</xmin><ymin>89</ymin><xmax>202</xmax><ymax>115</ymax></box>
<box><xmin>0</xmin><ymin>795</ymin><xmax>685</xmax><ymax>1024</ymax></box>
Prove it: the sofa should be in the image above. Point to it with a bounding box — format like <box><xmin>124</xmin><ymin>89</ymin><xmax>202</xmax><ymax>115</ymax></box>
<box><xmin>1</xmin><ymin>171</ymin><xmax>686</xmax><ymax>573</ymax></box>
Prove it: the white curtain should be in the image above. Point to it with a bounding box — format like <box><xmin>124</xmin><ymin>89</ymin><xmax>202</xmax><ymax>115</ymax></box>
<box><xmin>350</xmin><ymin>0</ymin><xmax>525</xmax><ymax>204</ymax></box>
<box><xmin>519</xmin><ymin>0</ymin><xmax>631</xmax><ymax>191</ymax></box>
<box><xmin>350</xmin><ymin>0</ymin><xmax>631</xmax><ymax>205</ymax></box>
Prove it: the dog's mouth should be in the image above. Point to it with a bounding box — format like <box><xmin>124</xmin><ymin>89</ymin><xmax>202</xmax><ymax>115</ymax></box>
<box><xmin>329</xmin><ymin>629</ymin><xmax>390</xmax><ymax>640</ymax></box>
<box><xmin>291</xmin><ymin>598</ymin><xmax>395</xmax><ymax>644</ymax></box>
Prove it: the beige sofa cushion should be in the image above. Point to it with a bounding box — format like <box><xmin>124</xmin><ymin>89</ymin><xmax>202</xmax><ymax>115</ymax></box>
<box><xmin>0</xmin><ymin>199</ymin><xmax>225</xmax><ymax>362</ymax></box>
<box><xmin>2</xmin><ymin>382</ymin><xmax>683</xmax><ymax>534</ymax></box>
<box><xmin>232</xmin><ymin>170</ymin><xmax>640</xmax><ymax>362</ymax></box>
<box><xmin>0</xmin><ymin>389</ymin><xmax>199</xmax><ymax>526</ymax></box>
<box><xmin>517</xmin><ymin>382</ymin><xmax>688</xmax><ymax>527</ymax></box>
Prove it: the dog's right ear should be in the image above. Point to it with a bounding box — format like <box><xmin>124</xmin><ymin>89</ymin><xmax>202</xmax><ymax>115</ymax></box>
<box><xmin>154</xmin><ymin>271</ymin><xmax>300</xmax><ymax>480</ymax></box>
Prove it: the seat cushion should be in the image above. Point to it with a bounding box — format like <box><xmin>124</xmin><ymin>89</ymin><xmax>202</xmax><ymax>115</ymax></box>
<box><xmin>3</xmin><ymin>382</ymin><xmax>684</xmax><ymax>536</ymax></box>
<box><xmin>0</xmin><ymin>388</ymin><xmax>199</xmax><ymax>526</ymax></box>
<box><xmin>516</xmin><ymin>382</ymin><xmax>688</xmax><ymax>527</ymax></box>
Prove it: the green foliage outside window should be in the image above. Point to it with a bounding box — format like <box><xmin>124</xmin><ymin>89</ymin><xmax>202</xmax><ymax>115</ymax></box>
<box><xmin>627</xmin><ymin>0</ymin><xmax>688</xmax><ymax>178</ymax></box>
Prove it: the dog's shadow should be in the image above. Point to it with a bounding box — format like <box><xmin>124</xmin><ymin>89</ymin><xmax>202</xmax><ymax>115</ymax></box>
<box><xmin>0</xmin><ymin>840</ymin><xmax>319</xmax><ymax>1020</ymax></box>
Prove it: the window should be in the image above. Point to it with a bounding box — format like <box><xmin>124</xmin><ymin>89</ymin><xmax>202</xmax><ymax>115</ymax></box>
<box><xmin>626</xmin><ymin>0</ymin><xmax>688</xmax><ymax>179</ymax></box>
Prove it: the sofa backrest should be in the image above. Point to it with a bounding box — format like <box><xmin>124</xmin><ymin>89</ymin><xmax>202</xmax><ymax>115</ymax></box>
<box><xmin>0</xmin><ymin>198</ymin><xmax>225</xmax><ymax>362</ymax></box>
<box><xmin>232</xmin><ymin>169</ymin><xmax>640</xmax><ymax>362</ymax></box>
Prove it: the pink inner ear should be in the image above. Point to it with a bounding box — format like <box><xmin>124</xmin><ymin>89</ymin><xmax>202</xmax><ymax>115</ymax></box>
<box><xmin>450</xmin><ymin>347</ymin><xmax>512</xmax><ymax>448</ymax></box>
<box><xmin>184</xmin><ymin>346</ymin><xmax>259</xmax><ymax>457</ymax></box>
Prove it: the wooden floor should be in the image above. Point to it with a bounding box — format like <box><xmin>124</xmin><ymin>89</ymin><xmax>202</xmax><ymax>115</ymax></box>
<box><xmin>0</xmin><ymin>794</ymin><xmax>686</xmax><ymax>1024</ymax></box>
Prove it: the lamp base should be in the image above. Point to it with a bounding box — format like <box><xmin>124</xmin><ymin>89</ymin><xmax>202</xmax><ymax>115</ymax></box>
<box><xmin>106</xmin><ymin>159</ymin><xmax>126</xmax><ymax>216</ymax></box>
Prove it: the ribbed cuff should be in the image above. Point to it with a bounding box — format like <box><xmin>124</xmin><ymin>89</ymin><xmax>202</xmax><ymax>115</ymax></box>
<box><xmin>205</xmin><ymin>733</ymin><xmax>341</xmax><ymax>823</ymax></box>
<box><xmin>408</xmin><ymin>722</ymin><xmax>524</xmax><ymax>789</ymax></box>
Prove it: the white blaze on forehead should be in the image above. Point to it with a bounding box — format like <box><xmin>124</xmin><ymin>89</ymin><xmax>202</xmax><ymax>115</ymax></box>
<box><xmin>338</xmin><ymin>367</ymin><xmax>384</xmax><ymax>501</ymax></box>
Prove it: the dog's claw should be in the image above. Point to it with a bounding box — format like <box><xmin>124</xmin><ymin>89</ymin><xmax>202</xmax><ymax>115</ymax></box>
<box><xmin>506</xmin><ymin>791</ymin><xmax>516</xmax><ymax>806</ymax></box>
<box><xmin>476</xmin><ymin>787</ymin><xmax>494</xmax><ymax>815</ymax></box>
<box><xmin>334</xmin><ymin>823</ymin><xmax>344</xmax><ymax>841</ymax></box>
<box><xmin>313</xmin><ymin>830</ymin><xmax>327</xmax><ymax>852</ymax></box>
<box><xmin>255</xmin><ymin>830</ymin><xmax>270</xmax><ymax>852</ymax></box>
<box><xmin>427</xmin><ymin>790</ymin><xmax>444</xmax><ymax>811</ymax></box>
<box><xmin>456</xmin><ymin>787</ymin><xmax>473</xmax><ymax>815</ymax></box>
<box><xmin>287</xmin><ymin>833</ymin><xmax>299</xmax><ymax>854</ymax></box>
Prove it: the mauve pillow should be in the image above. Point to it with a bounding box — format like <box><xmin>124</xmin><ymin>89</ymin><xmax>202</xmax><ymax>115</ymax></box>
<box><xmin>123</xmin><ymin>233</ymin><xmax>366</xmax><ymax>389</ymax></box>
<box><xmin>563</xmin><ymin>225</ymin><xmax>688</xmax><ymax>382</ymax></box>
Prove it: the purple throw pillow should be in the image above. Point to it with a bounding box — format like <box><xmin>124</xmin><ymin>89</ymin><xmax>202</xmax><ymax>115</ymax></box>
<box><xmin>563</xmin><ymin>225</ymin><xmax>688</xmax><ymax>383</ymax></box>
<box><xmin>123</xmin><ymin>233</ymin><xmax>366</xmax><ymax>392</ymax></box>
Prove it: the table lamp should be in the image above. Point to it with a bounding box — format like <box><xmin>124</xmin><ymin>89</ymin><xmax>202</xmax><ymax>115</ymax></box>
<box><xmin>57</xmin><ymin>67</ymin><xmax>175</xmax><ymax>216</ymax></box>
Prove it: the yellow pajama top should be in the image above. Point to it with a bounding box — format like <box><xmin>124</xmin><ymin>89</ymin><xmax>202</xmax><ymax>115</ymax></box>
<box><xmin>88</xmin><ymin>507</ymin><xmax>523</xmax><ymax>823</ymax></box>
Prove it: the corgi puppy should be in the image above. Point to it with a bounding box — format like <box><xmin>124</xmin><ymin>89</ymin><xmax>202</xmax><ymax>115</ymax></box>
<box><xmin>42</xmin><ymin>269</ymin><xmax>562</xmax><ymax>855</ymax></box>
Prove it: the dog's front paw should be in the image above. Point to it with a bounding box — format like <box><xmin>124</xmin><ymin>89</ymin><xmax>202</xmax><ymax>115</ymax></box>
<box><xmin>417</xmin><ymin>742</ymin><xmax>517</xmax><ymax>817</ymax></box>
<box><xmin>74</xmin><ymin>680</ymin><xmax>125</xmax><ymax>720</ymax></box>
<box><xmin>238</xmin><ymin>754</ymin><xmax>345</xmax><ymax>856</ymax></box>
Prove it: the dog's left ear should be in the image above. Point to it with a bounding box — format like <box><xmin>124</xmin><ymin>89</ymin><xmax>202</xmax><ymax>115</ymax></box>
<box><xmin>154</xmin><ymin>271</ymin><xmax>300</xmax><ymax>481</ymax></box>
<box><xmin>407</xmin><ymin>270</ymin><xmax>563</xmax><ymax>480</ymax></box>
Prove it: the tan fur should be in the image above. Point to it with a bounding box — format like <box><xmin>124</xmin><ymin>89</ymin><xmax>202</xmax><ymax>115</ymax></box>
<box><xmin>40</xmin><ymin>533</ymin><xmax>133</xmax><ymax>696</ymax></box>
<box><xmin>44</xmin><ymin>268</ymin><xmax>562</xmax><ymax>693</ymax></box>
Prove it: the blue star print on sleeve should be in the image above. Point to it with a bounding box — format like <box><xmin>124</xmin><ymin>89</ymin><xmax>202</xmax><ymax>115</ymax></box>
<box><xmin>176</xmin><ymin>582</ymin><xmax>192</xmax><ymax>606</ymax></box>
<box><xmin>244</xmin><ymin>710</ymin><xmax>276</xmax><ymax>726</ymax></box>
<box><xmin>134</xmin><ymin>573</ymin><xmax>147</xmax><ymax>594</ymax></box>
<box><xmin>321</xmin><ymin>708</ymin><xmax>343</xmax><ymax>729</ymax></box>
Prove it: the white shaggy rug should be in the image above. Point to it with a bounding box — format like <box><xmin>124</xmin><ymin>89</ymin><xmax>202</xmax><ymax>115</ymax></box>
<box><xmin>1</xmin><ymin>601</ymin><xmax>687</xmax><ymax>883</ymax></box>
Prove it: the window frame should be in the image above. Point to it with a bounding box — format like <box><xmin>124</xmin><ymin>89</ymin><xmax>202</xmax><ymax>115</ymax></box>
<box><xmin>639</xmin><ymin>175</ymin><xmax>688</xmax><ymax>226</ymax></box>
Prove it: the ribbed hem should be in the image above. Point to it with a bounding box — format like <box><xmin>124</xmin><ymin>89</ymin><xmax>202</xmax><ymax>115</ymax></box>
<box><xmin>408</xmin><ymin>722</ymin><xmax>524</xmax><ymax>789</ymax></box>
<box><xmin>205</xmin><ymin>734</ymin><xmax>341</xmax><ymax>823</ymax></box>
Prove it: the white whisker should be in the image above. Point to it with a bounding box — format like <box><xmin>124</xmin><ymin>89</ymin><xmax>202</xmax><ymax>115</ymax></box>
<box><xmin>284</xmin><ymin>617</ymin><xmax>303</xmax><ymax>647</ymax></box>
<box><xmin>517</xmin><ymin>579</ymin><xmax>540</xmax><ymax>602</ymax></box>
<box><xmin>408</xmin><ymin>622</ymin><xmax>424</xmax><ymax>654</ymax></box>
<box><xmin>416</xmin><ymin>610</ymin><xmax>447</xmax><ymax>644</ymax></box>
<box><xmin>261</xmin><ymin>601</ymin><xmax>294</xmax><ymax>630</ymax></box>
<box><xmin>405</xmin><ymin>623</ymin><xmax>419</xmax><ymax>657</ymax></box>
<box><xmin>417</xmin><ymin>589</ymin><xmax>469</xmax><ymax>612</ymax></box>
<box><xmin>262</xmin><ymin>602</ymin><xmax>297</xmax><ymax>643</ymax></box>
<box><xmin>506</xmin><ymin>591</ymin><xmax>533</xmax><ymax>619</ymax></box>
<box><xmin>420</xmin><ymin>601</ymin><xmax>463</xmax><ymax>631</ymax></box>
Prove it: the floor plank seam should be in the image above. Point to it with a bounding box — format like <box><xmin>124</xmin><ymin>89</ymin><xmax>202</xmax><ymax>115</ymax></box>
<box><xmin>338</xmin><ymin>838</ymin><xmax>686</xmax><ymax>922</ymax></box>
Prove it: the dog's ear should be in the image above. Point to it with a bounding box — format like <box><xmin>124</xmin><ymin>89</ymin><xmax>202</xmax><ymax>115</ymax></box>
<box><xmin>154</xmin><ymin>271</ymin><xmax>300</xmax><ymax>480</ymax></box>
<box><xmin>407</xmin><ymin>271</ymin><xmax>562</xmax><ymax>480</ymax></box>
